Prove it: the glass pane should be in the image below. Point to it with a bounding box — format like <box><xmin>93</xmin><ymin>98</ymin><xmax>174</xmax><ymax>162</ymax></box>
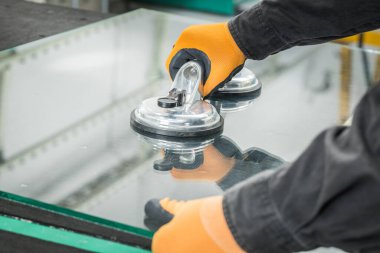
<box><xmin>0</xmin><ymin>8</ymin><xmax>379</xmax><ymax>237</ymax></box>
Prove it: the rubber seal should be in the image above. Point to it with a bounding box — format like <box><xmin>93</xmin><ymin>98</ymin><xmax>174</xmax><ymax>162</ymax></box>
<box><xmin>130</xmin><ymin>109</ymin><xmax>224</xmax><ymax>140</ymax></box>
<box><xmin>208</xmin><ymin>86</ymin><xmax>261</xmax><ymax>101</ymax></box>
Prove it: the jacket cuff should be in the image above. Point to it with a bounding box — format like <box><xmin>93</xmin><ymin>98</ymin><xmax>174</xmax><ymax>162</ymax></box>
<box><xmin>228</xmin><ymin>3</ymin><xmax>288</xmax><ymax>60</ymax></box>
<box><xmin>223</xmin><ymin>171</ymin><xmax>306</xmax><ymax>253</ymax></box>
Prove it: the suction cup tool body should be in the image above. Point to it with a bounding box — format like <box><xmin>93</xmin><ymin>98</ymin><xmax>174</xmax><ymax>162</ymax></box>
<box><xmin>131</xmin><ymin>61</ymin><xmax>223</xmax><ymax>138</ymax></box>
<box><xmin>210</xmin><ymin>67</ymin><xmax>262</xmax><ymax>98</ymax></box>
<box><xmin>207</xmin><ymin>68</ymin><xmax>262</xmax><ymax>116</ymax></box>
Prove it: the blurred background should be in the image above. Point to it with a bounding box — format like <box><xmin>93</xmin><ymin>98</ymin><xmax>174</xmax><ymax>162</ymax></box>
<box><xmin>24</xmin><ymin>0</ymin><xmax>258</xmax><ymax>15</ymax></box>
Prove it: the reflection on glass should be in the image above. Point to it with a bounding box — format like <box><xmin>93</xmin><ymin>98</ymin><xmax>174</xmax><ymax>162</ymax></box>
<box><xmin>142</xmin><ymin>134</ymin><xmax>284</xmax><ymax>231</ymax></box>
<box><xmin>152</xmin><ymin>135</ymin><xmax>285</xmax><ymax>190</ymax></box>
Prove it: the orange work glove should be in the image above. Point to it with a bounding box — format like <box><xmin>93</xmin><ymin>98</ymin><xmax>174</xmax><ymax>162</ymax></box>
<box><xmin>148</xmin><ymin>197</ymin><xmax>245</xmax><ymax>253</ymax></box>
<box><xmin>166</xmin><ymin>23</ymin><xmax>246</xmax><ymax>97</ymax></box>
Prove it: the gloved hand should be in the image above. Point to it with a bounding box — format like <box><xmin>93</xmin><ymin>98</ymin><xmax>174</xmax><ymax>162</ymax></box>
<box><xmin>146</xmin><ymin>197</ymin><xmax>245</xmax><ymax>253</ymax></box>
<box><xmin>166</xmin><ymin>23</ymin><xmax>246</xmax><ymax>97</ymax></box>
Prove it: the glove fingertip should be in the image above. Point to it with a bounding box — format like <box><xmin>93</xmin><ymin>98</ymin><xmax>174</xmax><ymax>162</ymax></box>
<box><xmin>144</xmin><ymin>199</ymin><xmax>174</xmax><ymax>231</ymax></box>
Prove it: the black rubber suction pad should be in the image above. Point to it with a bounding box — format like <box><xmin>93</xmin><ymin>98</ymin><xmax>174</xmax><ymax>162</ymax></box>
<box><xmin>207</xmin><ymin>85</ymin><xmax>261</xmax><ymax>100</ymax></box>
<box><xmin>130</xmin><ymin>110</ymin><xmax>224</xmax><ymax>140</ymax></box>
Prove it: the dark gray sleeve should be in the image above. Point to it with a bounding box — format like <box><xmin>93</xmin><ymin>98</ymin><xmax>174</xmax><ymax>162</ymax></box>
<box><xmin>223</xmin><ymin>84</ymin><xmax>380</xmax><ymax>253</ymax></box>
<box><xmin>229</xmin><ymin>0</ymin><xmax>380</xmax><ymax>59</ymax></box>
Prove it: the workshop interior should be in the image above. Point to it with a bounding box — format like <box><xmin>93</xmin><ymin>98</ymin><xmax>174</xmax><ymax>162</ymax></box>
<box><xmin>0</xmin><ymin>0</ymin><xmax>379</xmax><ymax>252</ymax></box>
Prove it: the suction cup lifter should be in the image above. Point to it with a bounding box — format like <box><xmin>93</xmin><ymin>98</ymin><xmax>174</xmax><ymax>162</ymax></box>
<box><xmin>218</xmin><ymin>68</ymin><xmax>260</xmax><ymax>94</ymax></box>
<box><xmin>130</xmin><ymin>61</ymin><xmax>223</xmax><ymax>138</ymax></box>
<box><xmin>157</xmin><ymin>61</ymin><xmax>203</xmax><ymax>109</ymax></box>
<box><xmin>130</xmin><ymin>61</ymin><xmax>261</xmax><ymax>139</ymax></box>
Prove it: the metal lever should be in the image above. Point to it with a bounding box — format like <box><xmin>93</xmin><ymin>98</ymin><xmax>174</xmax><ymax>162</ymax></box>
<box><xmin>157</xmin><ymin>88</ymin><xmax>187</xmax><ymax>108</ymax></box>
<box><xmin>157</xmin><ymin>61</ymin><xmax>203</xmax><ymax>109</ymax></box>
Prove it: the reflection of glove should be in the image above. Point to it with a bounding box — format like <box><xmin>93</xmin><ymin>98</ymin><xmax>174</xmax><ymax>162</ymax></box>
<box><xmin>217</xmin><ymin>148</ymin><xmax>285</xmax><ymax>191</ymax></box>
<box><xmin>170</xmin><ymin>145</ymin><xmax>236</xmax><ymax>182</ymax></box>
<box><xmin>146</xmin><ymin>197</ymin><xmax>245</xmax><ymax>253</ymax></box>
<box><xmin>166</xmin><ymin>23</ymin><xmax>246</xmax><ymax>97</ymax></box>
<box><xmin>169</xmin><ymin>136</ymin><xmax>241</xmax><ymax>181</ymax></box>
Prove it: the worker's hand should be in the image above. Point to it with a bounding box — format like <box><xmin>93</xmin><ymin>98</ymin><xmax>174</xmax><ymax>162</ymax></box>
<box><xmin>166</xmin><ymin>23</ymin><xmax>246</xmax><ymax>97</ymax></box>
<box><xmin>146</xmin><ymin>197</ymin><xmax>245</xmax><ymax>253</ymax></box>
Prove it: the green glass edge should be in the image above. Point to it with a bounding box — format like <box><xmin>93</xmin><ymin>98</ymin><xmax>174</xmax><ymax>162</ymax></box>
<box><xmin>139</xmin><ymin>0</ymin><xmax>234</xmax><ymax>15</ymax></box>
<box><xmin>0</xmin><ymin>191</ymin><xmax>153</xmax><ymax>238</ymax></box>
<box><xmin>0</xmin><ymin>215</ymin><xmax>149</xmax><ymax>253</ymax></box>
<box><xmin>234</xmin><ymin>0</ymin><xmax>257</xmax><ymax>5</ymax></box>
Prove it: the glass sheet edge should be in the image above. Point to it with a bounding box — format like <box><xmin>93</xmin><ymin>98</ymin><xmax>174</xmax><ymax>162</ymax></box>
<box><xmin>0</xmin><ymin>215</ymin><xmax>149</xmax><ymax>253</ymax></box>
<box><xmin>0</xmin><ymin>191</ymin><xmax>153</xmax><ymax>238</ymax></box>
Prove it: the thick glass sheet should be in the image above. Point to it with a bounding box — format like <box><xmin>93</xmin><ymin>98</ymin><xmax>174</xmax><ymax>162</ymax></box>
<box><xmin>0</xmin><ymin>9</ymin><xmax>379</xmax><ymax>252</ymax></box>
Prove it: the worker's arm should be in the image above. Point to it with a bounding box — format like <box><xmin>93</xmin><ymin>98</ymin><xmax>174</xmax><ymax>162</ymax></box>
<box><xmin>224</xmin><ymin>83</ymin><xmax>380</xmax><ymax>253</ymax></box>
<box><xmin>231</xmin><ymin>0</ymin><xmax>380</xmax><ymax>60</ymax></box>
<box><xmin>166</xmin><ymin>0</ymin><xmax>380</xmax><ymax>96</ymax></box>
